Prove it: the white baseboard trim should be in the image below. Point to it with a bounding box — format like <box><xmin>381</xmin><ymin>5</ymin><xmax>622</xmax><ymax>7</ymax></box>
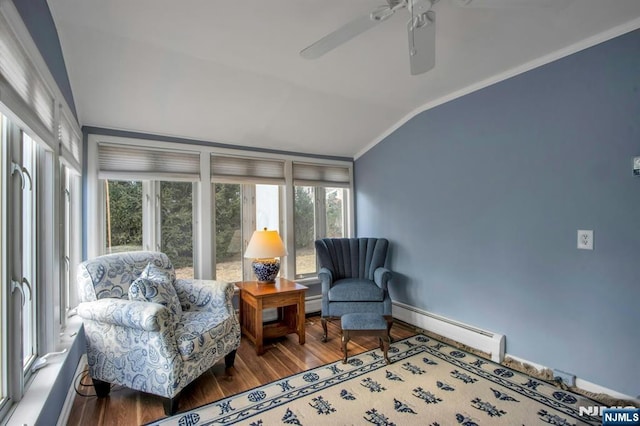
<box><xmin>505</xmin><ymin>353</ymin><xmax>639</xmax><ymax>402</ymax></box>
<box><xmin>305</xmin><ymin>295</ymin><xmax>322</xmax><ymax>315</ymax></box>
<box><xmin>393</xmin><ymin>302</ymin><xmax>638</xmax><ymax>401</ymax></box>
<box><xmin>502</xmin><ymin>353</ymin><xmax>549</xmax><ymax>372</ymax></box>
<box><xmin>57</xmin><ymin>354</ymin><xmax>87</xmax><ymax>426</ymax></box>
<box><xmin>392</xmin><ymin>301</ymin><xmax>506</xmax><ymax>363</ymax></box>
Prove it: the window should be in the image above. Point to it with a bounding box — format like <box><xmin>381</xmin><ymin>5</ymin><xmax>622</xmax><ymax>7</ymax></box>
<box><xmin>292</xmin><ymin>162</ymin><xmax>351</xmax><ymax>279</ymax></box>
<box><xmin>210</xmin><ymin>155</ymin><xmax>286</xmax><ymax>282</ymax></box>
<box><xmin>104</xmin><ymin>180</ymin><xmax>143</xmax><ymax>253</ymax></box>
<box><xmin>214</xmin><ymin>183</ymin><xmax>242</xmax><ymax>282</ymax></box>
<box><xmin>294</xmin><ymin>186</ymin><xmax>316</xmax><ymax>277</ymax></box>
<box><xmin>90</xmin><ymin>137</ymin><xmax>353</xmax><ymax>284</ymax></box>
<box><xmin>102</xmin><ymin>180</ymin><xmax>197</xmax><ymax>278</ymax></box>
<box><xmin>256</xmin><ymin>184</ymin><xmax>279</xmax><ymax>231</ymax></box>
<box><xmin>0</xmin><ymin>110</ymin><xmax>72</xmax><ymax>413</ymax></box>
<box><xmin>0</xmin><ymin>5</ymin><xmax>83</xmax><ymax>421</ymax></box>
<box><xmin>160</xmin><ymin>181</ymin><xmax>194</xmax><ymax>279</ymax></box>
<box><xmin>212</xmin><ymin>183</ymin><xmax>282</xmax><ymax>282</ymax></box>
<box><xmin>61</xmin><ymin>165</ymin><xmax>82</xmax><ymax>324</ymax></box>
<box><xmin>293</xmin><ymin>186</ymin><xmax>350</xmax><ymax>278</ymax></box>
<box><xmin>325</xmin><ymin>187</ymin><xmax>346</xmax><ymax>238</ymax></box>
<box><xmin>98</xmin><ymin>144</ymin><xmax>200</xmax><ymax>270</ymax></box>
<box><xmin>21</xmin><ymin>133</ymin><xmax>37</xmax><ymax>370</ymax></box>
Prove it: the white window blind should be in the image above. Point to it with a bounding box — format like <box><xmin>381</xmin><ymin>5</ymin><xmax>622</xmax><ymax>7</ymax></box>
<box><xmin>292</xmin><ymin>162</ymin><xmax>351</xmax><ymax>187</ymax></box>
<box><xmin>59</xmin><ymin>109</ymin><xmax>82</xmax><ymax>171</ymax></box>
<box><xmin>0</xmin><ymin>12</ymin><xmax>55</xmax><ymax>139</ymax></box>
<box><xmin>98</xmin><ymin>143</ymin><xmax>201</xmax><ymax>181</ymax></box>
<box><xmin>210</xmin><ymin>154</ymin><xmax>285</xmax><ymax>184</ymax></box>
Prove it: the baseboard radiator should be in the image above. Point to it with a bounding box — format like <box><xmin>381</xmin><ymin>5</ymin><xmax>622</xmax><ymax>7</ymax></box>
<box><xmin>298</xmin><ymin>296</ymin><xmax>504</xmax><ymax>363</ymax></box>
<box><xmin>392</xmin><ymin>301</ymin><xmax>506</xmax><ymax>363</ymax></box>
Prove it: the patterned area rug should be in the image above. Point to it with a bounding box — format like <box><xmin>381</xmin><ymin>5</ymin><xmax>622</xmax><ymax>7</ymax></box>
<box><xmin>150</xmin><ymin>334</ymin><xmax>601</xmax><ymax>425</ymax></box>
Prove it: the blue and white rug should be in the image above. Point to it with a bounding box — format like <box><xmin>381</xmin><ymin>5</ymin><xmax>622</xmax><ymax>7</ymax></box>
<box><xmin>150</xmin><ymin>335</ymin><xmax>601</xmax><ymax>425</ymax></box>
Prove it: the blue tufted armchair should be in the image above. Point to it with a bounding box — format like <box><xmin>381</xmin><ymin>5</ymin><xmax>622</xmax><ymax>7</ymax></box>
<box><xmin>315</xmin><ymin>238</ymin><xmax>392</xmax><ymax>342</ymax></box>
<box><xmin>76</xmin><ymin>251</ymin><xmax>241</xmax><ymax>415</ymax></box>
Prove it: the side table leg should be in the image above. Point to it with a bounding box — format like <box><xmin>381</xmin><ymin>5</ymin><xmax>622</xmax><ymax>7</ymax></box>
<box><xmin>298</xmin><ymin>293</ymin><xmax>306</xmax><ymax>345</ymax></box>
<box><xmin>256</xmin><ymin>299</ymin><xmax>264</xmax><ymax>355</ymax></box>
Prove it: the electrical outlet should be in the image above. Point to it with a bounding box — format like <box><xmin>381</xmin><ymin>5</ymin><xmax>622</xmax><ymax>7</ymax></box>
<box><xmin>553</xmin><ymin>369</ymin><xmax>576</xmax><ymax>387</ymax></box>
<box><xmin>577</xmin><ymin>230</ymin><xmax>593</xmax><ymax>250</ymax></box>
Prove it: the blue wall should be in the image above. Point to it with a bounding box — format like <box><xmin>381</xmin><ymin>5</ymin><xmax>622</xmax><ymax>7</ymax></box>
<box><xmin>355</xmin><ymin>29</ymin><xmax>640</xmax><ymax>396</ymax></box>
<box><xmin>12</xmin><ymin>0</ymin><xmax>77</xmax><ymax>117</ymax></box>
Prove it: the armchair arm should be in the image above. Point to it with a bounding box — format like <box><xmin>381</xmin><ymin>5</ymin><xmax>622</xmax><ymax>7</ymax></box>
<box><xmin>318</xmin><ymin>267</ymin><xmax>334</xmax><ymax>294</ymax></box>
<box><xmin>174</xmin><ymin>279</ymin><xmax>235</xmax><ymax>315</ymax></box>
<box><xmin>77</xmin><ymin>299</ymin><xmax>171</xmax><ymax>332</ymax></box>
<box><xmin>374</xmin><ymin>267</ymin><xmax>392</xmax><ymax>291</ymax></box>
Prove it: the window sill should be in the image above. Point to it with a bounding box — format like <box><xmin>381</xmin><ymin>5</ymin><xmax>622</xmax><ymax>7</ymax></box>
<box><xmin>6</xmin><ymin>316</ymin><xmax>84</xmax><ymax>426</ymax></box>
<box><xmin>293</xmin><ymin>276</ymin><xmax>320</xmax><ymax>286</ymax></box>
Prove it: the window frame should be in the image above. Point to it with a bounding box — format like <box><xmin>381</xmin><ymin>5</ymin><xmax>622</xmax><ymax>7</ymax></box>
<box><xmin>293</xmin><ymin>186</ymin><xmax>351</xmax><ymax>279</ymax></box>
<box><xmin>0</xmin><ymin>1</ymin><xmax>83</xmax><ymax>422</ymax></box>
<box><xmin>87</xmin><ymin>135</ymin><xmax>354</xmax><ymax>284</ymax></box>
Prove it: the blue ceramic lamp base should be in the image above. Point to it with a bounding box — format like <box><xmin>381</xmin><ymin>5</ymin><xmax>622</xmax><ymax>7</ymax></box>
<box><xmin>252</xmin><ymin>258</ymin><xmax>280</xmax><ymax>283</ymax></box>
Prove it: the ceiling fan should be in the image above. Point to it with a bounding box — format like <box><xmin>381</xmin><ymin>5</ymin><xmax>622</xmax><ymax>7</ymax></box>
<box><xmin>299</xmin><ymin>0</ymin><xmax>568</xmax><ymax>76</ymax></box>
<box><xmin>300</xmin><ymin>0</ymin><xmax>437</xmax><ymax>76</ymax></box>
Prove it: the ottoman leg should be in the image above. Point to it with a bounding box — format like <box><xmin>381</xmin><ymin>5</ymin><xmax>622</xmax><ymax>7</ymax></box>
<box><xmin>342</xmin><ymin>331</ymin><xmax>350</xmax><ymax>364</ymax></box>
<box><xmin>381</xmin><ymin>336</ymin><xmax>391</xmax><ymax>365</ymax></box>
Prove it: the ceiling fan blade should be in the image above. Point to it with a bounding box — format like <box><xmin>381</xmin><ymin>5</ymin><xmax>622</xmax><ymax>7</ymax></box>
<box><xmin>408</xmin><ymin>10</ymin><xmax>435</xmax><ymax>75</ymax></box>
<box><xmin>300</xmin><ymin>14</ymin><xmax>382</xmax><ymax>59</ymax></box>
<box><xmin>453</xmin><ymin>0</ymin><xmax>571</xmax><ymax>8</ymax></box>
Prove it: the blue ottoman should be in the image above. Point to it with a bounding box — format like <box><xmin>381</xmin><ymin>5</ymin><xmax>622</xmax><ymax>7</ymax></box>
<box><xmin>341</xmin><ymin>313</ymin><xmax>391</xmax><ymax>364</ymax></box>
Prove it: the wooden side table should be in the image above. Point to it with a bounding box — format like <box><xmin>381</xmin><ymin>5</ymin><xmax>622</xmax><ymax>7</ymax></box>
<box><xmin>236</xmin><ymin>278</ymin><xmax>308</xmax><ymax>355</ymax></box>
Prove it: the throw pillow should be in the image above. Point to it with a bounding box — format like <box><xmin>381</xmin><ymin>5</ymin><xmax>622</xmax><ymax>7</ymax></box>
<box><xmin>129</xmin><ymin>263</ymin><xmax>182</xmax><ymax>317</ymax></box>
<box><xmin>141</xmin><ymin>261</ymin><xmax>176</xmax><ymax>284</ymax></box>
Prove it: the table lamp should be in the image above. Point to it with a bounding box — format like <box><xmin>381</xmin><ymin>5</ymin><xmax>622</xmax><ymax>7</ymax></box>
<box><xmin>244</xmin><ymin>228</ymin><xmax>288</xmax><ymax>283</ymax></box>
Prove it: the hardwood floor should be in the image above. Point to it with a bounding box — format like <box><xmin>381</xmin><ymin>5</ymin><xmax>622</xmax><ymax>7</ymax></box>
<box><xmin>67</xmin><ymin>315</ymin><xmax>416</xmax><ymax>425</ymax></box>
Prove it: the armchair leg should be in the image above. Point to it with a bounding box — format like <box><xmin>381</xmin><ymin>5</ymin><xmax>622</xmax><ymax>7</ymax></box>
<box><xmin>384</xmin><ymin>315</ymin><xmax>394</xmax><ymax>343</ymax></box>
<box><xmin>92</xmin><ymin>378</ymin><xmax>111</xmax><ymax>397</ymax></box>
<box><xmin>321</xmin><ymin>318</ymin><xmax>328</xmax><ymax>342</ymax></box>
<box><xmin>163</xmin><ymin>394</ymin><xmax>180</xmax><ymax>416</ymax></box>
<box><xmin>225</xmin><ymin>349</ymin><xmax>237</xmax><ymax>369</ymax></box>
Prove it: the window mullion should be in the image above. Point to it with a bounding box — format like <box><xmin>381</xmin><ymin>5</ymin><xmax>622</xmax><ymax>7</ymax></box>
<box><xmin>36</xmin><ymin>148</ymin><xmax>59</xmax><ymax>356</ymax></box>
<box><xmin>241</xmin><ymin>184</ymin><xmax>256</xmax><ymax>281</ymax></box>
<box><xmin>60</xmin><ymin>168</ymin><xmax>69</xmax><ymax>327</ymax></box>
<box><xmin>7</xmin><ymin>121</ymin><xmax>24</xmax><ymax>402</ymax></box>
<box><xmin>68</xmin><ymin>173</ymin><xmax>81</xmax><ymax>309</ymax></box>
<box><xmin>316</xmin><ymin>187</ymin><xmax>326</xmax><ymax>239</ymax></box>
<box><xmin>141</xmin><ymin>181</ymin><xmax>155</xmax><ymax>251</ymax></box>
<box><xmin>282</xmin><ymin>161</ymin><xmax>295</xmax><ymax>280</ymax></box>
<box><xmin>154</xmin><ymin>182</ymin><xmax>161</xmax><ymax>252</ymax></box>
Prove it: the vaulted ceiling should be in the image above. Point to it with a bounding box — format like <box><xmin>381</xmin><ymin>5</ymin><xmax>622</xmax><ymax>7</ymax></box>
<box><xmin>47</xmin><ymin>0</ymin><xmax>640</xmax><ymax>158</ymax></box>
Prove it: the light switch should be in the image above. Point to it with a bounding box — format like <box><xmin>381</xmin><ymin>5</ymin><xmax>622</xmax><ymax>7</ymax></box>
<box><xmin>577</xmin><ymin>230</ymin><xmax>593</xmax><ymax>250</ymax></box>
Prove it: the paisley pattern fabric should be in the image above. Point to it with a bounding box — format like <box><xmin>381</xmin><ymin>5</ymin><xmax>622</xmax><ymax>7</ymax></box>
<box><xmin>129</xmin><ymin>264</ymin><xmax>182</xmax><ymax>318</ymax></box>
<box><xmin>175</xmin><ymin>311</ymin><xmax>233</xmax><ymax>360</ymax></box>
<box><xmin>77</xmin><ymin>251</ymin><xmax>241</xmax><ymax>400</ymax></box>
<box><xmin>141</xmin><ymin>261</ymin><xmax>177</xmax><ymax>285</ymax></box>
<box><xmin>77</xmin><ymin>251</ymin><xmax>175</xmax><ymax>302</ymax></box>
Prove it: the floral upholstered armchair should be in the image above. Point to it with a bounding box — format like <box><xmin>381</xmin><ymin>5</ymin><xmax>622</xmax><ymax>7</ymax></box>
<box><xmin>76</xmin><ymin>251</ymin><xmax>241</xmax><ymax>415</ymax></box>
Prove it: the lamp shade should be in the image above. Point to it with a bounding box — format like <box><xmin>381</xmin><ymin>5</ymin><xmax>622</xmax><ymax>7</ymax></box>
<box><xmin>244</xmin><ymin>228</ymin><xmax>287</xmax><ymax>283</ymax></box>
<box><xmin>244</xmin><ymin>228</ymin><xmax>288</xmax><ymax>259</ymax></box>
